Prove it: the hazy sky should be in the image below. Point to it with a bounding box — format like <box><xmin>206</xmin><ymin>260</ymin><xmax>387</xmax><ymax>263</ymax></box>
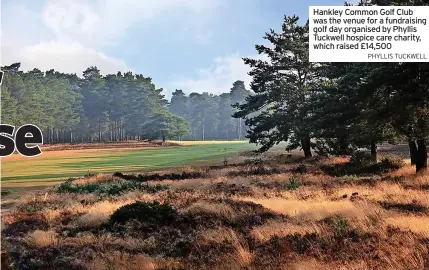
<box><xmin>1</xmin><ymin>0</ymin><xmax>349</xmax><ymax>99</ymax></box>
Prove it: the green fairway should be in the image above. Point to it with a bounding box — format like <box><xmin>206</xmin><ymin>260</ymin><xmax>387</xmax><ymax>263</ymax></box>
<box><xmin>1</xmin><ymin>142</ymin><xmax>256</xmax><ymax>187</ymax></box>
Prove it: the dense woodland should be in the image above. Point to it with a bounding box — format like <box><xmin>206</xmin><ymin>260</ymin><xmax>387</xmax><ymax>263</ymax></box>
<box><xmin>0</xmin><ymin>63</ymin><xmax>249</xmax><ymax>143</ymax></box>
<box><xmin>1</xmin><ymin>0</ymin><xmax>428</xmax><ymax>172</ymax></box>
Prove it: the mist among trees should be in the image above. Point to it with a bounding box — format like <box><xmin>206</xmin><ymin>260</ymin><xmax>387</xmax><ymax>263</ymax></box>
<box><xmin>169</xmin><ymin>81</ymin><xmax>249</xmax><ymax>140</ymax></box>
<box><xmin>1</xmin><ymin>63</ymin><xmax>249</xmax><ymax>143</ymax></box>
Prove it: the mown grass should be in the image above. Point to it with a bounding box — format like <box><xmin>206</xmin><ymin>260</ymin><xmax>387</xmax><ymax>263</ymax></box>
<box><xmin>1</xmin><ymin>142</ymin><xmax>255</xmax><ymax>187</ymax></box>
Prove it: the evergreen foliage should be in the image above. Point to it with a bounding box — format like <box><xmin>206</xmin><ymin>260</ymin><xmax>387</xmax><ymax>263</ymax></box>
<box><xmin>1</xmin><ymin>65</ymin><xmax>249</xmax><ymax>142</ymax></box>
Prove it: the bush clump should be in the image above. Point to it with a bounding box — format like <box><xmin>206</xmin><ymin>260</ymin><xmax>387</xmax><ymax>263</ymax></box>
<box><xmin>332</xmin><ymin>216</ymin><xmax>349</xmax><ymax>238</ymax></box>
<box><xmin>285</xmin><ymin>175</ymin><xmax>300</xmax><ymax>190</ymax></box>
<box><xmin>378</xmin><ymin>156</ymin><xmax>405</xmax><ymax>171</ymax></box>
<box><xmin>55</xmin><ymin>179</ymin><xmax>168</xmax><ymax>195</ymax></box>
<box><xmin>322</xmin><ymin>150</ymin><xmax>402</xmax><ymax>176</ymax></box>
<box><xmin>109</xmin><ymin>201</ymin><xmax>177</xmax><ymax>225</ymax></box>
<box><xmin>113</xmin><ymin>171</ymin><xmax>204</xmax><ymax>181</ymax></box>
<box><xmin>350</xmin><ymin>150</ymin><xmax>375</xmax><ymax>167</ymax></box>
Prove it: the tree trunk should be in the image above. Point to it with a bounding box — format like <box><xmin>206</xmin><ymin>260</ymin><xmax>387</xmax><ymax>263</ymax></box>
<box><xmin>162</xmin><ymin>131</ymin><xmax>166</xmax><ymax>146</ymax></box>
<box><xmin>238</xmin><ymin>119</ymin><xmax>241</xmax><ymax>139</ymax></box>
<box><xmin>416</xmin><ymin>139</ymin><xmax>427</xmax><ymax>173</ymax></box>
<box><xmin>98</xmin><ymin>120</ymin><xmax>101</xmax><ymax>142</ymax></box>
<box><xmin>110</xmin><ymin>123</ymin><xmax>113</xmax><ymax>141</ymax></box>
<box><xmin>370</xmin><ymin>142</ymin><xmax>377</xmax><ymax>162</ymax></box>
<box><xmin>116</xmin><ymin>121</ymin><xmax>121</xmax><ymax>142</ymax></box>
<box><xmin>202</xmin><ymin>124</ymin><xmax>205</xmax><ymax>141</ymax></box>
<box><xmin>409</xmin><ymin>140</ymin><xmax>418</xmax><ymax>165</ymax></box>
<box><xmin>301</xmin><ymin>135</ymin><xmax>312</xmax><ymax>158</ymax></box>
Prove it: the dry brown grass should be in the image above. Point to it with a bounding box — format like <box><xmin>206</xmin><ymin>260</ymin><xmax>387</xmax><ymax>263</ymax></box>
<box><xmin>197</xmin><ymin>227</ymin><xmax>240</xmax><ymax>245</ymax></box>
<box><xmin>87</xmin><ymin>250</ymin><xmax>156</xmax><ymax>270</ymax></box>
<box><xmin>385</xmin><ymin>214</ymin><xmax>429</xmax><ymax>237</ymax></box>
<box><xmin>2</xmin><ymin>152</ymin><xmax>429</xmax><ymax>270</ymax></box>
<box><xmin>61</xmin><ymin>233</ymin><xmax>97</xmax><ymax>247</ymax></box>
<box><xmin>287</xmin><ymin>258</ymin><xmax>331</xmax><ymax>270</ymax></box>
<box><xmin>184</xmin><ymin>201</ymin><xmax>237</xmax><ymax>220</ymax></box>
<box><xmin>250</xmin><ymin>219</ymin><xmax>322</xmax><ymax>242</ymax></box>
<box><xmin>42</xmin><ymin>209</ymin><xmax>62</xmax><ymax>223</ymax></box>
<box><xmin>72</xmin><ymin>173</ymin><xmax>119</xmax><ymax>185</ymax></box>
<box><xmin>196</xmin><ymin>227</ymin><xmax>253</xmax><ymax>268</ymax></box>
<box><xmin>239</xmin><ymin>197</ymin><xmax>376</xmax><ymax>221</ymax></box>
<box><xmin>69</xmin><ymin>200</ymin><xmax>134</xmax><ymax>228</ymax></box>
<box><xmin>24</xmin><ymin>230</ymin><xmax>58</xmax><ymax>248</ymax></box>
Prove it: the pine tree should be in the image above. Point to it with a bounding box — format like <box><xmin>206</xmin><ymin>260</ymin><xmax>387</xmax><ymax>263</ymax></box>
<box><xmin>80</xmin><ymin>67</ymin><xmax>107</xmax><ymax>141</ymax></box>
<box><xmin>218</xmin><ymin>93</ymin><xmax>235</xmax><ymax>140</ymax></box>
<box><xmin>311</xmin><ymin>62</ymin><xmax>399</xmax><ymax>160</ymax></box>
<box><xmin>230</xmin><ymin>81</ymin><xmax>249</xmax><ymax>140</ymax></box>
<box><xmin>234</xmin><ymin>16</ymin><xmax>317</xmax><ymax>156</ymax></box>
<box><xmin>169</xmin><ymin>90</ymin><xmax>189</xmax><ymax>119</ymax></box>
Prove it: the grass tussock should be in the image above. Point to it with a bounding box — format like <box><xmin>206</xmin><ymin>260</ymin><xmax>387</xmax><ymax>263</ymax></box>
<box><xmin>185</xmin><ymin>201</ymin><xmax>237</xmax><ymax>220</ymax></box>
<box><xmin>2</xmin><ymin>149</ymin><xmax>429</xmax><ymax>269</ymax></box>
<box><xmin>87</xmin><ymin>251</ymin><xmax>156</xmax><ymax>270</ymax></box>
<box><xmin>250</xmin><ymin>219</ymin><xmax>322</xmax><ymax>242</ymax></box>
<box><xmin>24</xmin><ymin>230</ymin><xmax>58</xmax><ymax>248</ymax></box>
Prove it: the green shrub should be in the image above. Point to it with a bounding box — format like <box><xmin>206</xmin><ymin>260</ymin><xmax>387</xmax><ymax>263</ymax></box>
<box><xmin>332</xmin><ymin>216</ymin><xmax>349</xmax><ymax>238</ymax></box>
<box><xmin>285</xmin><ymin>175</ymin><xmax>300</xmax><ymax>190</ymax></box>
<box><xmin>1</xmin><ymin>190</ymin><xmax>11</xmax><ymax>197</ymax></box>
<box><xmin>54</xmin><ymin>179</ymin><xmax>168</xmax><ymax>195</ymax></box>
<box><xmin>109</xmin><ymin>201</ymin><xmax>177</xmax><ymax>225</ymax></box>
<box><xmin>350</xmin><ymin>150</ymin><xmax>374</xmax><ymax>167</ymax></box>
<box><xmin>223</xmin><ymin>157</ymin><xmax>228</xmax><ymax>166</ymax></box>
<box><xmin>379</xmin><ymin>156</ymin><xmax>404</xmax><ymax>171</ymax></box>
<box><xmin>55</xmin><ymin>178</ymin><xmax>78</xmax><ymax>193</ymax></box>
<box><xmin>343</xmin><ymin>174</ymin><xmax>358</xmax><ymax>180</ymax></box>
<box><xmin>114</xmin><ymin>171</ymin><xmax>204</xmax><ymax>181</ymax></box>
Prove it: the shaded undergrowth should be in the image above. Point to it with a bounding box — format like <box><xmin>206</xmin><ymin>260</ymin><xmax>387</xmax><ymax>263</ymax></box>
<box><xmin>322</xmin><ymin>156</ymin><xmax>405</xmax><ymax>177</ymax></box>
<box><xmin>55</xmin><ymin>178</ymin><xmax>168</xmax><ymax>195</ymax></box>
<box><xmin>113</xmin><ymin>171</ymin><xmax>205</xmax><ymax>181</ymax></box>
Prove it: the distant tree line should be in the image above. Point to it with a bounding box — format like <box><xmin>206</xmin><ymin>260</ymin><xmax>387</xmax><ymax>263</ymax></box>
<box><xmin>233</xmin><ymin>0</ymin><xmax>428</xmax><ymax>173</ymax></box>
<box><xmin>1</xmin><ymin>63</ymin><xmax>188</xmax><ymax>143</ymax></box>
<box><xmin>168</xmin><ymin>81</ymin><xmax>249</xmax><ymax>140</ymax></box>
<box><xmin>1</xmin><ymin>63</ymin><xmax>249</xmax><ymax>144</ymax></box>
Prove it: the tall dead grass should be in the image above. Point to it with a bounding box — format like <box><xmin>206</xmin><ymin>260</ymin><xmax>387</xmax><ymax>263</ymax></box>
<box><xmin>250</xmin><ymin>219</ymin><xmax>322</xmax><ymax>242</ymax></box>
<box><xmin>196</xmin><ymin>227</ymin><xmax>253</xmax><ymax>267</ymax></box>
<box><xmin>184</xmin><ymin>201</ymin><xmax>237</xmax><ymax>220</ymax></box>
<box><xmin>24</xmin><ymin>230</ymin><xmax>58</xmax><ymax>248</ymax></box>
<box><xmin>385</xmin><ymin>214</ymin><xmax>429</xmax><ymax>237</ymax></box>
<box><xmin>88</xmin><ymin>251</ymin><xmax>156</xmax><ymax>270</ymax></box>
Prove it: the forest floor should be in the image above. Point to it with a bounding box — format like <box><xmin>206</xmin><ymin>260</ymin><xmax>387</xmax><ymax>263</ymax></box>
<box><xmin>1</xmin><ymin>144</ymin><xmax>428</xmax><ymax>269</ymax></box>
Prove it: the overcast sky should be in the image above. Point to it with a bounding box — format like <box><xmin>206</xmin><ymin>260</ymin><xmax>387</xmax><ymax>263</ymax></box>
<box><xmin>1</xmin><ymin>0</ymin><xmax>348</xmax><ymax>99</ymax></box>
